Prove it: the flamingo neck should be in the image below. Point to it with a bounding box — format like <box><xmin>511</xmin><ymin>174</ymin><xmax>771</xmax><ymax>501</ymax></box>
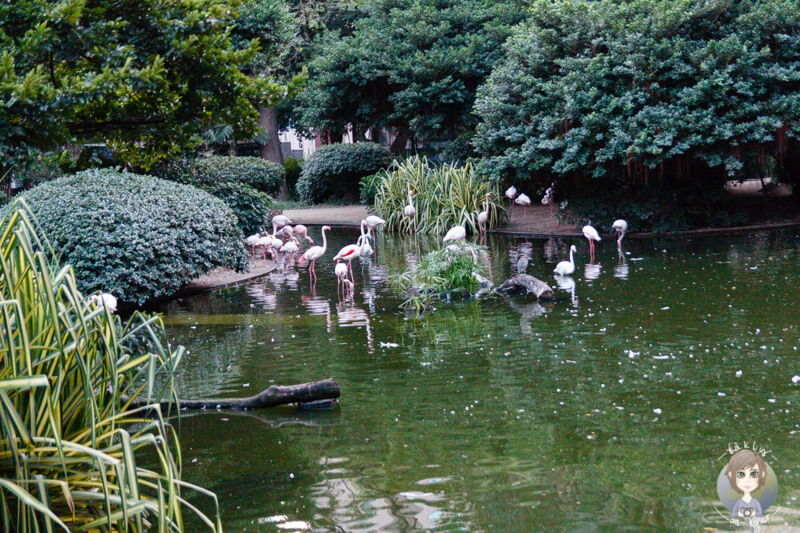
<box><xmin>569</xmin><ymin>247</ymin><xmax>575</xmax><ymax>266</ymax></box>
<box><xmin>321</xmin><ymin>227</ymin><xmax>328</xmax><ymax>252</ymax></box>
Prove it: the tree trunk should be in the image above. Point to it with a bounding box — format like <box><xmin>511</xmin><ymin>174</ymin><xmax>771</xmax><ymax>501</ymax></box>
<box><xmin>129</xmin><ymin>378</ymin><xmax>340</xmax><ymax>411</ymax></box>
<box><xmin>259</xmin><ymin>106</ymin><xmax>283</xmax><ymax>164</ymax></box>
<box><xmin>229</xmin><ymin>135</ymin><xmax>237</xmax><ymax>156</ymax></box>
<box><xmin>390</xmin><ymin>127</ymin><xmax>410</xmax><ymax>155</ymax></box>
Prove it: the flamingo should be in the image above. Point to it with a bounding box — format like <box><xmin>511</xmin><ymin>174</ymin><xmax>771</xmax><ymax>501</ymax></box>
<box><xmin>245</xmin><ymin>232</ymin><xmax>261</xmax><ymax>258</ymax></box>
<box><xmin>335</xmin><ymin>261</ymin><xmax>353</xmax><ymax>293</ymax></box>
<box><xmin>443</xmin><ymin>225</ymin><xmax>466</xmax><ymax>243</ymax></box>
<box><xmin>89</xmin><ymin>293</ymin><xmax>118</xmax><ymax>314</ymax></box>
<box><xmin>542</xmin><ymin>185</ymin><xmax>555</xmax><ymax>217</ymax></box>
<box><xmin>612</xmin><ymin>219</ymin><xmax>628</xmax><ymax>249</ymax></box>
<box><xmin>505</xmin><ymin>185</ymin><xmax>517</xmax><ymax>202</ymax></box>
<box><xmin>256</xmin><ymin>235</ymin><xmax>274</xmax><ymax>260</ymax></box>
<box><xmin>280</xmin><ymin>238</ymin><xmax>299</xmax><ymax>264</ymax></box>
<box><xmin>403</xmin><ymin>189</ymin><xmax>416</xmax><ymax>235</ymax></box>
<box><xmin>477</xmin><ymin>193</ymin><xmax>491</xmax><ymax>235</ymax></box>
<box><xmin>554</xmin><ymin>244</ymin><xmax>577</xmax><ymax>275</ymax></box>
<box><xmin>298</xmin><ymin>225</ymin><xmax>330</xmax><ymax>280</ymax></box>
<box><xmin>514</xmin><ymin>193</ymin><xmax>532</xmax><ymax>225</ymax></box>
<box><xmin>282</xmin><ymin>225</ymin><xmax>294</xmax><ymax>240</ymax></box>
<box><xmin>271</xmin><ymin>214</ymin><xmax>292</xmax><ymax>235</ymax></box>
<box><xmin>293</xmin><ymin>224</ymin><xmax>314</xmax><ymax>245</ymax></box>
<box><xmin>582</xmin><ymin>224</ymin><xmax>601</xmax><ymax>258</ymax></box>
<box><xmin>333</xmin><ymin>237</ymin><xmax>362</xmax><ymax>282</ymax></box>
<box><xmin>365</xmin><ymin>215</ymin><xmax>386</xmax><ymax>240</ymax></box>
<box><xmin>358</xmin><ymin>220</ymin><xmax>373</xmax><ymax>259</ymax></box>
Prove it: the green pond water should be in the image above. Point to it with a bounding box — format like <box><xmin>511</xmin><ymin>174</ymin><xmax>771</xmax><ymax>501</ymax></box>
<box><xmin>155</xmin><ymin>228</ymin><xmax>800</xmax><ymax>532</ymax></box>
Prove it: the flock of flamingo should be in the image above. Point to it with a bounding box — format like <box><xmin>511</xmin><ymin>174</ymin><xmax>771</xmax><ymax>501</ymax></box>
<box><xmin>245</xmin><ymin>186</ymin><xmax>629</xmax><ymax>297</ymax></box>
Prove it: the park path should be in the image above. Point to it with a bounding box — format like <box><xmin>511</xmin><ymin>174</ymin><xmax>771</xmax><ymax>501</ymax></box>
<box><xmin>283</xmin><ymin>204</ymin><xmax>581</xmax><ymax>236</ymax></box>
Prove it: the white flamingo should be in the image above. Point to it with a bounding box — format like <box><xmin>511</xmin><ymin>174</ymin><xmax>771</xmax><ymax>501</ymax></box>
<box><xmin>245</xmin><ymin>233</ymin><xmax>261</xmax><ymax>258</ymax></box>
<box><xmin>293</xmin><ymin>224</ymin><xmax>314</xmax><ymax>245</ymax></box>
<box><xmin>403</xmin><ymin>190</ymin><xmax>416</xmax><ymax>234</ymax></box>
<box><xmin>443</xmin><ymin>225</ymin><xmax>466</xmax><ymax>243</ymax></box>
<box><xmin>335</xmin><ymin>261</ymin><xmax>353</xmax><ymax>294</ymax></box>
<box><xmin>514</xmin><ymin>193</ymin><xmax>532</xmax><ymax>224</ymax></box>
<box><xmin>582</xmin><ymin>224</ymin><xmax>601</xmax><ymax>258</ymax></box>
<box><xmin>89</xmin><ymin>293</ymin><xmax>118</xmax><ymax>314</ymax></box>
<box><xmin>505</xmin><ymin>185</ymin><xmax>517</xmax><ymax>202</ymax></box>
<box><xmin>256</xmin><ymin>235</ymin><xmax>274</xmax><ymax>260</ymax></box>
<box><xmin>612</xmin><ymin>219</ymin><xmax>628</xmax><ymax>248</ymax></box>
<box><xmin>554</xmin><ymin>244</ymin><xmax>577</xmax><ymax>275</ymax></box>
<box><xmin>280</xmin><ymin>238</ymin><xmax>299</xmax><ymax>264</ymax></box>
<box><xmin>477</xmin><ymin>192</ymin><xmax>491</xmax><ymax>235</ymax></box>
<box><xmin>358</xmin><ymin>220</ymin><xmax>373</xmax><ymax>259</ymax></box>
<box><xmin>298</xmin><ymin>225</ymin><xmax>330</xmax><ymax>280</ymax></box>
<box><xmin>365</xmin><ymin>215</ymin><xmax>386</xmax><ymax>240</ymax></box>
<box><xmin>271</xmin><ymin>214</ymin><xmax>292</xmax><ymax>235</ymax></box>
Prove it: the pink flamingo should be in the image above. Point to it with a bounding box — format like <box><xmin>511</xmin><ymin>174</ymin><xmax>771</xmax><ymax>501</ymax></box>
<box><xmin>582</xmin><ymin>224</ymin><xmax>601</xmax><ymax>260</ymax></box>
<box><xmin>293</xmin><ymin>224</ymin><xmax>314</xmax><ymax>245</ymax></box>
<box><xmin>333</xmin><ymin>237</ymin><xmax>362</xmax><ymax>283</ymax></box>
<box><xmin>335</xmin><ymin>261</ymin><xmax>353</xmax><ymax>295</ymax></box>
<box><xmin>477</xmin><ymin>193</ymin><xmax>491</xmax><ymax>235</ymax></box>
<box><xmin>298</xmin><ymin>225</ymin><xmax>330</xmax><ymax>280</ymax></box>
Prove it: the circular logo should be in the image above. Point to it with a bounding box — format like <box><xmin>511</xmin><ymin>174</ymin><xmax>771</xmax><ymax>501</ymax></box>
<box><xmin>717</xmin><ymin>449</ymin><xmax>778</xmax><ymax>520</ymax></box>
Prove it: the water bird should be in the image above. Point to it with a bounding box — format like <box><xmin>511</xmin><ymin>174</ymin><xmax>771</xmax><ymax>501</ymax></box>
<box><xmin>365</xmin><ymin>215</ymin><xmax>386</xmax><ymax>239</ymax></box>
<box><xmin>612</xmin><ymin>219</ymin><xmax>628</xmax><ymax>248</ymax></box>
<box><xmin>256</xmin><ymin>235</ymin><xmax>275</xmax><ymax>260</ymax></box>
<box><xmin>293</xmin><ymin>224</ymin><xmax>314</xmax><ymax>245</ymax></box>
<box><xmin>554</xmin><ymin>244</ymin><xmax>577</xmax><ymax>275</ymax></box>
<box><xmin>403</xmin><ymin>190</ymin><xmax>416</xmax><ymax>234</ymax></box>
<box><xmin>516</xmin><ymin>255</ymin><xmax>529</xmax><ymax>274</ymax></box>
<box><xmin>271</xmin><ymin>214</ymin><xmax>292</xmax><ymax>235</ymax></box>
<box><xmin>443</xmin><ymin>225</ymin><xmax>466</xmax><ymax>243</ymax></box>
<box><xmin>477</xmin><ymin>192</ymin><xmax>491</xmax><ymax>235</ymax></box>
<box><xmin>358</xmin><ymin>220</ymin><xmax>374</xmax><ymax>258</ymax></box>
<box><xmin>335</xmin><ymin>261</ymin><xmax>353</xmax><ymax>293</ymax></box>
<box><xmin>505</xmin><ymin>185</ymin><xmax>517</xmax><ymax>202</ymax></box>
<box><xmin>245</xmin><ymin>233</ymin><xmax>261</xmax><ymax>257</ymax></box>
<box><xmin>333</xmin><ymin>236</ymin><xmax>363</xmax><ymax>281</ymax></box>
<box><xmin>89</xmin><ymin>293</ymin><xmax>118</xmax><ymax>314</ymax></box>
<box><xmin>514</xmin><ymin>193</ymin><xmax>532</xmax><ymax>224</ymax></box>
<box><xmin>298</xmin><ymin>225</ymin><xmax>330</xmax><ymax>280</ymax></box>
<box><xmin>280</xmin><ymin>238</ymin><xmax>299</xmax><ymax>264</ymax></box>
<box><xmin>542</xmin><ymin>185</ymin><xmax>555</xmax><ymax>216</ymax></box>
<box><xmin>582</xmin><ymin>224</ymin><xmax>601</xmax><ymax>258</ymax></box>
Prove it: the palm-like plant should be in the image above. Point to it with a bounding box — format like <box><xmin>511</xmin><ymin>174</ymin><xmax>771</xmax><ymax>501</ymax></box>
<box><xmin>0</xmin><ymin>202</ymin><xmax>221</xmax><ymax>532</ymax></box>
<box><xmin>372</xmin><ymin>157</ymin><xmax>505</xmax><ymax>237</ymax></box>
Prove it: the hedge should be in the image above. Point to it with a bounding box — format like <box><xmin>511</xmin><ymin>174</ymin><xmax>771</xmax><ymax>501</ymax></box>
<box><xmin>17</xmin><ymin>169</ymin><xmax>248</xmax><ymax>305</ymax></box>
<box><xmin>194</xmin><ymin>156</ymin><xmax>285</xmax><ymax>195</ymax></box>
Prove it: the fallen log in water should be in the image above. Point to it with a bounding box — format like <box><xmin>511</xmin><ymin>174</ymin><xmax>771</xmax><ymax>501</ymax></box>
<box><xmin>496</xmin><ymin>274</ymin><xmax>555</xmax><ymax>300</ymax></box>
<box><xmin>129</xmin><ymin>378</ymin><xmax>341</xmax><ymax>411</ymax></box>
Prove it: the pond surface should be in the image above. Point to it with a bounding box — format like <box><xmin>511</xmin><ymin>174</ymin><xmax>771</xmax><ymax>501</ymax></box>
<box><xmin>155</xmin><ymin>227</ymin><xmax>800</xmax><ymax>531</ymax></box>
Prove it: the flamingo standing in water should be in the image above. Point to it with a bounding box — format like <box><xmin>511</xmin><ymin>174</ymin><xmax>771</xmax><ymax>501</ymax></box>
<box><xmin>403</xmin><ymin>190</ymin><xmax>416</xmax><ymax>234</ymax></box>
<box><xmin>271</xmin><ymin>214</ymin><xmax>292</xmax><ymax>235</ymax></box>
<box><xmin>365</xmin><ymin>215</ymin><xmax>385</xmax><ymax>240</ymax></box>
<box><xmin>443</xmin><ymin>225</ymin><xmax>466</xmax><ymax>243</ymax></box>
<box><xmin>582</xmin><ymin>224</ymin><xmax>601</xmax><ymax>259</ymax></box>
<box><xmin>612</xmin><ymin>219</ymin><xmax>628</xmax><ymax>249</ymax></box>
<box><xmin>280</xmin><ymin>237</ymin><xmax>299</xmax><ymax>265</ymax></box>
<box><xmin>358</xmin><ymin>220</ymin><xmax>373</xmax><ymax>259</ymax></box>
<box><xmin>335</xmin><ymin>261</ymin><xmax>353</xmax><ymax>294</ymax></box>
<box><xmin>293</xmin><ymin>224</ymin><xmax>314</xmax><ymax>245</ymax></box>
<box><xmin>246</xmin><ymin>233</ymin><xmax>262</xmax><ymax>258</ymax></box>
<box><xmin>298</xmin><ymin>225</ymin><xmax>330</xmax><ymax>280</ymax></box>
<box><xmin>477</xmin><ymin>193</ymin><xmax>491</xmax><ymax>235</ymax></box>
<box><xmin>333</xmin><ymin>236</ymin><xmax>362</xmax><ymax>282</ymax></box>
<box><xmin>554</xmin><ymin>244</ymin><xmax>577</xmax><ymax>275</ymax></box>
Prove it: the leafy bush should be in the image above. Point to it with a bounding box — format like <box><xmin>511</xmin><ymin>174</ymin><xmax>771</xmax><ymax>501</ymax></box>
<box><xmin>474</xmin><ymin>0</ymin><xmax>800</xmax><ymax>192</ymax></box>
<box><xmin>0</xmin><ymin>203</ymin><xmax>220</xmax><ymax>531</ymax></box>
<box><xmin>196</xmin><ymin>180</ymin><xmax>272</xmax><ymax>235</ymax></box>
<box><xmin>296</xmin><ymin>142</ymin><xmax>393</xmax><ymax>203</ymax></box>
<box><xmin>284</xmin><ymin>157</ymin><xmax>303</xmax><ymax>199</ymax></box>
<box><xmin>359</xmin><ymin>173</ymin><xmax>383</xmax><ymax>205</ymax></box>
<box><xmin>17</xmin><ymin>169</ymin><xmax>248</xmax><ymax>305</ymax></box>
<box><xmin>153</xmin><ymin>158</ymin><xmax>272</xmax><ymax>235</ymax></box>
<box><xmin>373</xmin><ymin>156</ymin><xmax>505</xmax><ymax>236</ymax></box>
<box><xmin>393</xmin><ymin>242</ymin><xmax>488</xmax><ymax>310</ymax></box>
<box><xmin>194</xmin><ymin>156</ymin><xmax>285</xmax><ymax>195</ymax></box>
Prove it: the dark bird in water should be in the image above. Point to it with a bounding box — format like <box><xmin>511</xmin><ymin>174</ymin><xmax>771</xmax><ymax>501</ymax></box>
<box><xmin>516</xmin><ymin>255</ymin><xmax>529</xmax><ymax>274</ymax></box>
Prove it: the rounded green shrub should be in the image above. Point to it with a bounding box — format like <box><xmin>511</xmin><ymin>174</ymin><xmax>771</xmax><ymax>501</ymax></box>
<box><xmin>195</xmin><ymin>180</ymin><xmax>272</xmax><ymax>235</ymax></box>
<box><xmin>18</xmin><ymin>169</ymin><xmax>248</xmax><ymax>305</ymax></box>
<box><xmin>296</xmin><ymin>142</ymin><xmax>393</xmax><ymax>203</ymax></box>
<box><xmin>194</xmin><ymin>156</ymin><xmax>285</xmax><ymax>195</ymax></box>
<box><xmin>284</xmin><ymin>157</ymin><xmax>303</xmax><ymax>199</ymax></box>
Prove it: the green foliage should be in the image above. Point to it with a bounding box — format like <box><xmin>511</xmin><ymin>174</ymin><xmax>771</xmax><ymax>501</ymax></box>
<box><xmin>393</xmin><ymin>242</ymin><xmax>488</xmax><ymax>310</ymax></box>
<box><xmin>197</xmin><ymin>180</ymin><xmax>272</xmax><ymax>235</ymax></box>
<box><xmin>474</xmin><ymin>0</ymin><xmax>800</xmax><ymax>195</ymax></box>
<box><xmin>373</xmin><ymin>156</ymin><xmax>505</xmax><ymax>236</ymax></box>
<box><xmin>0</xmin><ymin>203</ymin><xmax>220</xmax><ymax>531</ymax></box>
<box><xmin>293</xmin><ymin>0</ymin><xmax>526</xmax><ymax>147</ymax></box>
<box><xmin>359</xmin><ymin>173</ymin><xmax>382</xmax><ymax>205</ymax></box>
<box><xmin>283</xmin><ymin>156</ymin><xmax>304</xmax><ymax>199</ymax></box>
<box><xmin>0</xmin><ymin>0</ymin><xmax>287</xmax><ymax>170</ymax></box>
<box><xmin>16</xmin><ymin>169</ymin><xmax>248</xmax><ymax>305</ymax></box>
<box><xmin>296</xmin><ymin>142</ymin><xmax>393</xmax><ymax>203</ymax></box>
<box><xmin>194</xmin><ymin>156</ymin><xmax>285</xmax><ymax>195</ymax></box>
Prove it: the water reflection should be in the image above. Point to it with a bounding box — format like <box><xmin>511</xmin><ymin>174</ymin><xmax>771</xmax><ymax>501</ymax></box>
<box><xmin>554</xmin><ymin>274</ymin><xmax>578</xmax><ymax>307</ymax></box>
<box><xmin>614</xmin><ymin>251</ymin><xmax>629</xmax><ymax>279</ymax></box>
<box><xmin>584</xmin><ymin>262</ymin><xmax>602</xmax><ymax>281</ymax></box>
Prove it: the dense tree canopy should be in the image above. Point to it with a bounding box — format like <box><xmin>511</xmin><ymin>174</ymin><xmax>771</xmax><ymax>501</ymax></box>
<box><xmin>0</xmin><ymin>0</ymin><xmax>286</xmax><ymax>169</ymax></box>
<box><xmin>293</xmin><ymin>0</ymin><xmax>526</xmax><ymax>151</ymax></box>
<box><xmin>474</xmin><ymin>0</ymin><xmax>800</xmax><ymax>194</ymax></box>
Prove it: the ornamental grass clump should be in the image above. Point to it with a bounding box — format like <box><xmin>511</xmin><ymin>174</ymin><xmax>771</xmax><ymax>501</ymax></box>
<box><xmin>16</xmin><ymin>169</ymin><xmax>248</xmax><ymax>305</ymax></box>
<box><xmin>0</xmin><ymin>202</ymin><xmax>221</xmax><ymax>532</ymax></box>
<box><xmin>393</xmin><ymin>242</ymin><xmax>488</xmax><ymax>310</ymax></box>
<box><xmin>372</xmin><ymin>157</ymin><xmax>504</xmax><ymax>237</ymax></box>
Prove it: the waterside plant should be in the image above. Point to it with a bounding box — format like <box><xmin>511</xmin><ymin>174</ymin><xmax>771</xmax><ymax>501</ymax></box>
<box><xmin>372</xmin><ymin>157</ymin><xmax>504</xmax><ymax>237</ymax></box>
<box><xmin>0</xmin><ymin>202</ymin><xmax>221</xmax><ymax>532</ymax></box>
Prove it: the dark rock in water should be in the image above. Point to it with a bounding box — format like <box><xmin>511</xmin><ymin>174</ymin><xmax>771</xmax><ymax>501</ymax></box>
<box><xmin>496</xmin><ymin>274</ymin><xmax>555</xmax><ymax>300</ymax></box>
